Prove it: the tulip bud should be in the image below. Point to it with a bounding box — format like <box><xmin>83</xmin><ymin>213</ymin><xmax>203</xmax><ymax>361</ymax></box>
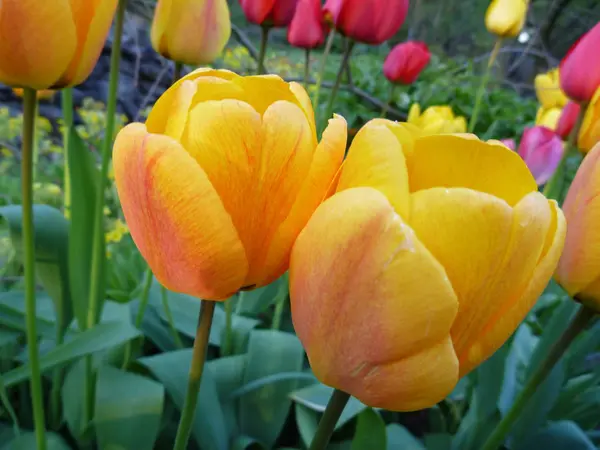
<box><xmin>500</xmin><ymin>138</ymin><xmax>516</xmax><ymax>150</ymax></box>
<box><xmin>0</xmin><ymin>0</ymin><xmax>118</xmax><ymax>89</ymax></box>
<box><xmin>291</xmin><ymin>123</ymin><xmax>566</xmax><ymax>410</ymax></box>
<box><xmin>578</xmin><ymin>87</ymin><xmax>600</xmax><ymax>152</ymax></box>
<box><xmin>535</xmin><ymin>106</ymin><xmax>562</xmax><ymax>131</ymax></box>
<box><xmin>534</xmin><ymin>68</ymin><xmax>568</xmax><ymax>109</ymax></box>
<box><xmin>555</xmin><ymin>101</ymin><xmax>580</xmax><ymax>140</ymax></box>
<box><xmin>383</xmin><ymin>41</ymin><xmax>431</xmax><ymax>85</ymax></box>
<box><xmin>114</xmin><ymin>69</ymin><xmax>347</xmax><ymax>300</ymax></box>
<box><xmin>560</xmin><ymin>22</ymin><xmax>600</xmax><ymax>103</ymax></box>
<box><xmin>517</xmin><ymin>126</ymin><xmax>564</xmax><ymax>185</ymax></box>
<box><xmin>555</xmin><ymin>143</ymin><xmax>600</xmax><ymax>311</ymax></box>
<box><xmin>287</xmin><ymin>0</ymin><xmax>327</xmax><ymax>49</ymax></box>
<box><xmin>151</xmin><ymin>0</ymin><xmax>231</xmax><ymax>65</ymax></box>
<box><xmin>323</xmin><ymin>0</ymin><xmax>409</xmax><ymax>45</ymax></box>
<box><xmin>239</xmin><ymin>0</ymin><xmax>300</xmax><ymax>27</ymax></box>
<box><xmin>485</xmin><ymin>0</ymin><xmax>529</xmax><ymax>38</ymax></box>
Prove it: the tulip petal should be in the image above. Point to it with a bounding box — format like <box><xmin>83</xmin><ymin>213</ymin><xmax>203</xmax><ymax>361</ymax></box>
<box><xmin>0</xmin><ymin>0</ymin><xmax>77</xmax><ymax>89</ymax></box>
<box><xmin>368</xmin><ymin>119</ymin><xmax>423</xmax><ymax>160</ymax></box>
<box><xmin>260</xmin><ymin>114</ymin><xmax>347</xmax><ymax>286</ymax></box>
<box><xmin>113</xmin><ymin>123</ymin><xmax>248</xmax><ymax>300</ymax></box>
<box><xmin>409</xmin><ymin>135</ymin><xmax>537</xmax><ymax>205</ymax></box>
<box><xmin>336</xmin><ymin>121</ymin><xmax>410</xmax><ymax>219</ymax></box>
<box><xmin>291</xmin><ymin>187</ymin><xmax>458</xmax><ymax>411</ymax></box>
<box><xmin>289</xmin><ymin>81</ymin><xmax>318</xmax><ymax>142</ymax></box>
<box><xmin>181</xmin><ymin>99</ymin><xmax>314</xmax><ymax>287</ymax></box>
<box><xmin>235</xmin><ymin>74</ymin><xmax>306</xmax><ymax>115</ymax></box>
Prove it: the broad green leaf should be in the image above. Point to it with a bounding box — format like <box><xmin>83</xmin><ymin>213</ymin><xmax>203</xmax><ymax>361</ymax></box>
<box><xmin>0</xmin><ymin>329</ymin><xmax>20</xmax><ymax>349</ymax></box>
<box><xmin>3</xmin><ymin>321</ymin><xmax>141</xmax><ymax>387</ymax></box>
<box><xmin>514</xmin><ymin>421</ymin><xmax>595</xmax><ymax>450</ymax></box>
<box><xmin>61</xmin><ymin>359</ymin><xmax>86</xmax><ymax>440</ymax></box>
<box><xmin>239</xmin><ymin>330</ymin><xmax>304</xmax><ymax>448</ymax></box>
<box><xmin>351</xmin><ymin>408</ymin><xmax>386</xmax><ymax>450</ymax></box>
<box><xmin>1</xmin><ymin>431</ymin><xmax>71</xmax><ymax>450</ymax></box>
<box><xmin>67</xmin><ymin>127</ymin><xmax>104</xmax><ymax>329</ymax></box>
<box><xmin>424</xmin><ymin>433</ymin><xmax>452</xmax><ymax>450</ymax></box>
<box><xmin>231</xmin><ymin>436</ymin><xmax>263</xmax><ymax>450</ymax></box>
<box><xmin>0</xmin><ymin>205</ymin><xmax>72</xmax><ymax>335</ymax></box>
<box><xmin>235</xmin><ymin>276</ymin><xmax>286</xmax><ymax>317</ymax></box>
<box><xmin>555</xmin><ymin>386</ymin><xmax>600</xmax><ymax>430</ymax></box>
<box><xmin>386</xmin><ymin>424</ymin><xmax>425</xmax><ymax>450</ymax></box>
<box><xmin>295</xmin><ymin>403</ymin><xmax>319</xmax><ymax>448</ymax></box>
<box><xmin>95</xmin><ymin>366</ymin><xmax>164</xmax><ymax>450</ymax></box>
<box><xmin>0</xmin><ymin>291</ymin><xmax>59</xmax><ymax>339</ymax></box>
<box><xmin>290</xmin><ymin>383</ymin><xmax>367</xmax><ymax>430</ymax></box>
<box><xmin>139</xmin><ymin>349</ymin><xmax>229</xmax><ymax>450</ymax></box>
<box><xmin>208</xmin><ymin>355</ymin><xmax>247</xmax><ymax>438</ymax></box>
<box><xmin>135</xmin><ymin>301</ymin><xmax>180</xmax><ymax>352</ymax></box>
<box><xmin>566</xmin><ymin>321</ymin><xmax>600</xmax><ymax>375</ymax></box>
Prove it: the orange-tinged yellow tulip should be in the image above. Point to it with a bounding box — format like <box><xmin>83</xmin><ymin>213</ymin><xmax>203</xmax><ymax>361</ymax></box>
<box><xmin>578</xmin><ymin>87</ymin><xmax>600</xmax><ymax>152</ymax></box>
<box><xmin>12</xmin><ymin>88</ymin><xmax>56</xmax><ymax>101</ymax></box>
<box><xmin>0</xmin><ymin>0</ymin><xmax>118</xmax><ymax>90</ymax></box>
<box><xmin>290</xmin><ymin>121</ymin><xmax>566</xmax><ymax>411</ymax></box>
<box><xmin>407</xmin><ymin>103</ymin><xmax>467</xmax><ymax>134</ymax></box>
<box><xmin>534</xmin><ymin>68</ymin><xmax>568</xmax><ymax>109</ymax></box>
<box><xmin>535</xmin><ymin>106</ymin><xmax>562</xmax><ymax>131</ymax></box>
<box><xmin>555</xmin><ymin>143</ymin><xmax>600</xmax><ymax>311</ymax></box>
<box><xmin>113</xmin><ymin>69</ymin><xmax>347</xmax><ymax>300</ymax></box>
<box><xmin>151</xmin><ymin>0</ymin><xmax>231</xmax><ymax>65</ymax></box>
<box><xmin>485</xmin><ymin>0</ymin><xmax>529</xmax><ymax>38</ymax></box>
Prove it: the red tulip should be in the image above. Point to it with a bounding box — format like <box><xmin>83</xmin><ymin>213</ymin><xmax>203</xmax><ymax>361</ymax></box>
<box><xmin>383</xmin><ymin>41</ymin><xmax>430</xmax><ymax>84</ymax></box>
<box><xmin>517</xmin><ymin>126</ymin><xmax>564</xmax><ymax>185</ymax></box>
<box><xmin>555</xmin><ymin>101</ymin><xmax>581</xmax><ymax>140</ymax></box>
<box><xmin>323</xmin><ymin>0</ymin><xmax>409</xmax><ymax>45</ymax></box>
<box><xmin>288</xmin><ymin>0</ymin><xmax>327</xmax><ymax>49</ymax></box>
<box><xmin>560</xmin><ymin>22</ymin><xmax>600</xmax><ymax>103</ymax></box>
<box><xmin>239</xmin><ymin>0</ymin><xmax>299</xmax><ymax>27</ymax></box>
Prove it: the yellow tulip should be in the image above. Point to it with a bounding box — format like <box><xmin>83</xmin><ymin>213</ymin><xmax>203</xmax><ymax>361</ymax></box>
<box><xmin>0</xmin><ymin>0</ymin><xmax>118</xmax><ymax>89</ymax></box>
<box><xmin>535</xmin><ymin>69</ymin><xmax>568</xmax><ymax>109</ymax></box>
<box><xmin>290</xmin><ymin>120</ymin><xmax>566</xmax><ymax>411</ymax></box>
<box><xmin>578</xmin><ymin>87</ymin><xmax>600</xmax><ymax>152</ymax></box>
<box><xmin>555</xmin><ymin>143</ymin><xmax>600</xmax><ymax>311</ymax></box>
<box><xmin>407</xmin><ymin>103</ymin><xmax>467</xmax><ymax>134</ymax></box>
<box><xmin>151</xmin><ymin>0</ymin><xmax>231</xmax><ymax>65</ymax></box>
<box><xmin>12</xmin><ymin>88</ymin><xmax>56</xmax><ymax>101</ymax></box>
<box><xmin>485</xmin><ymin>0</ymin><xmax>529</xmax><ymax>38</ymax></box>
<box><xmin>113</xmin><ymin>69</ymin><xmax>347</xmax><ymax>300</ymax></box>
<box><xmin>535</xmin><ymin>106</ymin><xmax>562</xmax><ymax>131</ymax></box>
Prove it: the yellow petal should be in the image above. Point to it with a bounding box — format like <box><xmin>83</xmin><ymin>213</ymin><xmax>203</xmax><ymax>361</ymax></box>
<box><xmin>485</xmin><ymin>0</ymin><xmax>528</xmax><ymax>38</ymax></box>
<box><xmin>409</xmin><ymin>134</ymin><xmax>537</xmax><ymax>206</ymax></box>
<box><xmin>235</xmin><ymin>74</ymin><xmax>305</xmax><ymax>115</ymax></box>
<box><xmin>336</xmin><ymin>120</ymin><xmax>410</xmax><ymax>219</ymax></box>
<box><xmin>290</xmin><ymin>187</ymin><xmax>458</xmax><ymax>411</ymax></box>
<box><xmin>113</xmin><ymin>123</ymin><xmax>248</xmax><ymax>300</ymax></box>
<box><xmin>0</xmin><ymin>0</ymin><xmax>77</xmax><ymax>89</ymax></box>
<box><xmin>289</xmin><ymin>81</ymin><xmax>317</xmax><ymax>143</ymax></box>
<box><xmin>368</xmin><ymin>119</ymin><xmax>423</xmax><ymax>160</ymax></box>
<box><xmin>407</xmin><ymin>103</ymin><xmax>421</xmax><ymax>123</ymax></box>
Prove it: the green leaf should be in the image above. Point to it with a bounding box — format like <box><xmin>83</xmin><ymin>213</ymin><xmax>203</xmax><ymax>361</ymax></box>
<box><xmin>239</xmin><ymin>330</ymin><xmax>304</xmax><ymax>448</ymax></box>
<box><xmin>0</xmin><ymin>205</ymin><xmax>72</xmax><ymax>335</ymax></box>
<box><xmin>3</xmin><ymin>321</ymin><xmax>141</xmax><ymax>387</ymax></box>
<box><xmin>231</xmin><ymin>436</ymin><xmax>264</xmax><ymax>450</ymax></box>
<box><xmin>566</xmin><ymin>321</ymin><xmax>600</xmax><ymax>375</ymax></box>
<box><xmin>295</xmin><ymin>403</ymin><xmax>319</xmax><ymax>448</ymax></box>
<box><xmin>67</xmin><ymin>127</ymin><xmax>104</xmax><ymax>329</ymax></box>
<box><xmin>0</xmin><ymin>329</ymin><xmax>20</xmax><ymax>349</ymax></box>
<box><xmin>424</xmin><ymin>433</ymin><xmax>452</xmax><ymax>450</ymax></box>
<box><xmin>95</xmin><ymin>366</ymin><xmax>164</xmax><ymax>450</ymax></box>
<box><xmin>61</xmin><ymin>359</ymin><xmax>86</xmax><ymax>439</ymax></box>
<box><xmin>139</xmin><ymin>349</ymin><xmax>229</xmax><ymax>450</ymax></box>
<box><xmin>386</xmin><ymin>424</ymin><xmax>425</xmax><ymax>450</ymax></box>
<box><xmin>351</xmin><ymin>408</ymin><xmax>386</xmax><ymax>450</ymax></box>
<box><xmin>0</xmin><ymin>291</ymin><xmax>57</xmax><ymax>339</ymax></box>
<box><xmin>208</xmin><ymin>355</ymin><xmax>247</xmax><ymax>438</ymax></box>
<box><xmin>514</xmin><ymin>421</ymin><xmax>595</xmax><ymax>450</ymax></box>
<box><xmin>235</xmin><ymin>276</ymin><xmax>285</xmax><ymax>317</ymax></box>
<box><xmin>290</xmin><ymin>383</ymin><xmax>367</xmax><ymax>430</ymax></box>
<box><xmin>1</xmin><ymin>431</ymin><xmax>71</xmax><ymax>449</ymax></box>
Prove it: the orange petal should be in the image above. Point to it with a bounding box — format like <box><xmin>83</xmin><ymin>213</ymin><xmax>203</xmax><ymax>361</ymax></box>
<box><xmin>113</xmin><ymin>123</ymin><xmax>248</xmax><ymax>300</ymax></box>
<box><xmin>290</xmin><ymin>187</ymin><xmax>458</xmax><ymax>411</ymax></box>
<box><xmin>336</xmin><ymin>120</ymin><xmax>410</xmax><ymax>219</ymax></box>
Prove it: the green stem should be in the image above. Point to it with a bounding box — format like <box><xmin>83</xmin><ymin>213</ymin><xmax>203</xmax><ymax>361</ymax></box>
<box><xmin>31</xmin><ymin>94</ymin><xmax>39</xmax><ymax>183</ymax></box>
<box><xmin>21</xmin><ymin>87</ymin><xmax>47</xmax><ymax>450</ymax></box>
<box><xmin>173</xmin><ymin>61</ymin><xmax>182</xmax><ymax>85</ymax></box>
<box><xmin>61</xmin><ymin>89</ymin><xmax>73</xmax><ymax>219</ymax></box>
<box><xmin>308</xmin><ymin>389</ymin><xmax>350</xmax><ymax>450</ymax></box>
<box><xmin>313</xmin><ymin>30</ymin><xmax>336</xmax><ymax>113</ymax></box>
<box><xmin>257</xmin><ymin>26</ymin><xmax>270</xmax><ymax>75</ymax></box>
<box><xmin>480</xmin><ymin>305</ymin><xmax>596</xmax><ymax>450</ymax></box>
<box><xmin>222</xmin><ymin>297</ymin><xmax>234</xmax><ymax>356</ymax></box>
<box><xmin>323</xmin><ymin>39</ymin><xmax>355</xmax><ymax>128</ymax></box>
<box><xmin>49</xmin><ymin>325</ymin><xmax>66</xmax><ymax>429</ymax></box>
<box><xmin>271</xmin><ymin>279</ymin><xmax>288</xmax><ymax>331</ymax></box>
<box><xmin>468</xmin><ymin>38</ymin><xmax>502</xmax><ymax>133</ymax></box>
<box><xmin>173</xmin><ymin>301</ymin><xmax>216</xmax><ymax>450</ymax></box>
<box><xmin>542</xmin><ymin>101</ymin><xmax>588</xmax><ymax>200</ymax></box>
<box><xmin>122</xmin><ymin>267</ymin><xmax>154</xmax><ymax>369</ymax></box>
<box><xmin>304</xmin><ymin>49</ymin><xmax>311</xmax><ymax>89</ymax></box>
<box><xmin>161</xmin><ymin>285</ymin><xmax>183</xmax><ymax>349</ymax></box>
<box><xmin>381</xmin><ymin>84</ymin><xmax>397</xmax><ymax>118</ymax></box>
<box><xmin>83</xmin><ymin>0</ymin><xmax>127</xmax><ymax>430</ymax></box>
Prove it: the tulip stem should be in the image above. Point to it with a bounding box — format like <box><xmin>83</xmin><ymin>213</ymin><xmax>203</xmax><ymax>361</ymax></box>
<box><xmin>480</xmin><ymin>304</ymin><xmax>597</xmax><ymax>450</ymax></box>
<box><xmin>271</xmin><ymin>274</ymin><xmax>289</xmax><ymax>331</ymax></box>
<box><xmin>313</xmin><ymin>30</ymin><xmax>336</xmax><ymax>117</ymax></box>
<box><xmin>257</xmin><ymin>26</ymin><xmax>270</xmax><ymax>75</ymax></box>
<box><xmin>83</xmin><ymin>0</ymin><xmax>126</xmax><ymax>430</ymax></box>
<box><xmin>222</xmin><ymin>296</ymin><xmax>234</xmax><ymax>356</ymax></box>
<box><xmin>308</xmin><ymin>389</ymin><xmax>351</xmax><ymax>450</ymax></box>
<box><xmin>173</xmin><ymin>301</ymin><xmax>216</xmax><ymax>450</ymax></box>
<box><xmin>304</xmin><ymin>49</ymin><xmax>311</xmax><ymax>89</ymax></box>
<box><xmin>122</xmin><ymin>267</ymin><xmax>154</xmax><ymax>369</ymax></box>
<box><xmin>173</xmin><ymin>62</ymin><xmax>182</xmax><ymax>85</ymax></box>
<box><xmin>468</xmin><ymin>38</ymin><xmax>502</xmax><ymax>133</ymax></box>
<box><xmin>161</xmin><ymin>285</ymin><xmax>184</xmax><ymax>349</ymax></box>
<box><xmin>542</xmin><ymin>101</ymin><xmax>588</xmax><ymax>200</ymax></box>
<box><xmin>61</xmin><ymin>88</ymin><xmax>73</xmax><ymax>219</ymax></box>
<box><xmin>323</xmin><ymin>39</ymin><xmax>355</xmax><ymax>130</ymax></box>
<box><xmin>21</xmin><ymin>87</ymin><xmax>47</xmax><ymax>450</ymax></box>
<box><xmin>381</xmin><ymin>84</ymin><xmax>397</xmax><ymax>118</ymax></box>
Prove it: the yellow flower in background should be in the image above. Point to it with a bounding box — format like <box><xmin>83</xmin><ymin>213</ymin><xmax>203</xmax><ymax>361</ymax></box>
<box><xmin>290</xmin><ymin>121</ymin><xmax>566</xmax><ymax>411</ymax></box>
<box><xmin>578</xmin><ymin>87</ymin><xmax>600</xmax><ymax>152</ymax></box>
<box><xmin>535</xmin><ymin>69</ymin><xmax>568</xmax><ymax>109</ymax></box>
<box><xmin>535</xmin><ymin>106</ymin><xmax>562</xmax><ymax>131</ymax></box>
<box><xmin>12</xmin><ymin>88</ymin><xmax>56</xmax><ymax>101</ymax></box>
<box><xmin>485</xmin><ymin>0</ymin><xmax>529</xmax><ymax>38</ymax></box>
<box><xmin>106</xmin><ymin>219</ymin><xmax>130</xmax><ymax>244</ymax></box>
<box><xmin>408</xmin><ymin>104</ymin><xmax>467</xmax><ymax>134</ymax></box>
<box><xmin>151</xmin><ymin>0</ymin><xmax>231</xmax><ymax>65</ymax></box>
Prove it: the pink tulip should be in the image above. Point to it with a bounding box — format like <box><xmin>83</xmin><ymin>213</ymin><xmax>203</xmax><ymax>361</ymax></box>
<box><xmin>500</xmin><ymin>138</ymin><xmax>516</xmax><ymax>150</ymax></box>
<box><xmin>517</xmin><ymin>126</ymin><xmax>564</xmax><ymax>185</ymax></box>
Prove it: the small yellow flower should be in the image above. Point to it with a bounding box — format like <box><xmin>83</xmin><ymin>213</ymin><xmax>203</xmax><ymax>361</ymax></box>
<box><xmin>407</xmin><ymin>103</ymin><xmax>467</xmax><ymax>134</ymax></box>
